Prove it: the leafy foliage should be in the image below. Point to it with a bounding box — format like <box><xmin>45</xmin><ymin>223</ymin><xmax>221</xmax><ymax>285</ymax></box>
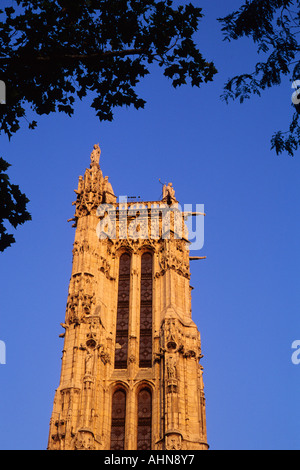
<box><xmin>219</xmin><ymin>0</ymin><xmax>300</xmax><ymax>156</ymax></box>
<box><xmin>0</xmin><ymin>0</ymin><xmax>217</xmax><ymax>138</ymax></box>
<box><xmin>0</xmin><ymin>157</ymin><xmax>31</xmax><ymax>252</ymax></box>
<box><xmin>0</xmin><ymin>0</ymin><xmax>217</xmax><ymax>252</ymax></box>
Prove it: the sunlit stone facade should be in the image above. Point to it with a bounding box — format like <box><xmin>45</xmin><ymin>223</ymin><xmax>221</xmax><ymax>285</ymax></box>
<box><xmin>47</xmin><ymin>145</ymin><xmax>208</xmax><ymax>450</ymax></box>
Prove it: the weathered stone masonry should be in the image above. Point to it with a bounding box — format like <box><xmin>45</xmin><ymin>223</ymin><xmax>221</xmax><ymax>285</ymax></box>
<box><xmin>48</xmin><ymin>144</ymin><xmax>208</xmax><ymax>451</ymax></box>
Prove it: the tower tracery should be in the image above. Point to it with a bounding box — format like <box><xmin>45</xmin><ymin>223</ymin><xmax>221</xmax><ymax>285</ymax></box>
<box><xmin>48</xmin><ymin>145</ymin><xmax>208</xmax><ymax>451</ymax></box>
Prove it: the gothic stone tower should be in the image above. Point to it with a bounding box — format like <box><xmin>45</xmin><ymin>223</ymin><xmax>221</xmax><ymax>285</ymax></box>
<box><xmin>48</xmin><ymin>144</ymin><xmax>208</xmax><ymax>451</ymax></box>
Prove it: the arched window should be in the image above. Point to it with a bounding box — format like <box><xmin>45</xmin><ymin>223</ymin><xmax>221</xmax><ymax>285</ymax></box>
<box><xmin>115</xmin><ymin>253</ymin><xmax>131</xmax><ymax>369</ymax></box>
<box><xmin>137</xmin><ymin>387</ymin><xmax>152</xmax><ymax>450</ymax></box>
<box><xmin>110</xmin><ymin>389</ymin><xmax>126</xmax><ymax>450</ymax></box>
<box><xmin>139</xmin><ymin>252</ymin><xmax>153</xmax><ymax>368</ymax></box>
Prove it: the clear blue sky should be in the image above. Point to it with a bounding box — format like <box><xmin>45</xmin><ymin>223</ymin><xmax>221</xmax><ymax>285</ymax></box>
<box><xmin>0</xmin><ymin>0</ymin><xmax>299</xmax><ymax>450</ymax></box>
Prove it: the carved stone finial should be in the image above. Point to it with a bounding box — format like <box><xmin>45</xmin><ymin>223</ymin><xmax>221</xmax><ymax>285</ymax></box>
<box><xmin>102</xmin><ymin>176</ymin><xmax>116</xmax><ymax>204</ymax></box>
<box><xmin>90</xmin><ymin>144</ymin><xmax>101</xmax><ymax>168</ymax></box>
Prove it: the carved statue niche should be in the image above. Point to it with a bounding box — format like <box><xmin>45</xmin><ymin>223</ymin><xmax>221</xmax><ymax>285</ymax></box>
<box><xmin>166</xmin><ymin>353</ymin><xmax>179</xmax><ymax>394</ymax></box>
<box><xmin>85</xmin><ymin>316</ymin><xmax>102</xmax><ymax>346</ymax></box>
<box><xmin>166</xmin><ymin>354</ymin><xmax>177</xmax><ymax>380</ymax></box>
<box><xmin>84</xmin><ymin>314</ymin><xmax>110</xmax><ymax>365</ymax></box>
<box><xmin>161</xmin><ymin>318</ymin><xmax>183</xmax><ymax>353</ymax></box>
<box><xmin>84</xmin><ymin>348</ymin><xmax>95</xmax><ymax>376</ymax></box>
<box><xmin>165</xmin><ymin>319</ymin><xmax>177</xmax><ymax>350</ymax></box>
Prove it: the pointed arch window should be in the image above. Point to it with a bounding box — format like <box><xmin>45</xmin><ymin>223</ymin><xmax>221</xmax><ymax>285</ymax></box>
<box><xmin>110</xmin><ymin>389</ymin><xmax>126</xmax><ymax>450</ymax></box>
<box><xmin>115</xmin><ymin>253</ymin><xmax>131</xmax><ymax>369</ymax></box>
<box><xmin>139</xmin><ymin>252</ymin><xmax>153</xmax><ymax>368</ymax></box>
<box><xmin>137</xmin><ymin>387</ymin><xmax>152</xmax><ymax>450</ymax></box>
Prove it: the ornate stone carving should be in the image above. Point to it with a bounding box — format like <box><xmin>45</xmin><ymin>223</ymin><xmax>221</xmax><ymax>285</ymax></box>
<box><xmin>165</xmin><ymin>433</ymin><xmax>182</xmax><ymax>450</ymax></box>
<box><xmin>72</xmin><ymin>144</ymin><xmax>105</xmax><ymax>224</ymax></box>
<box><xmin>165</xmin><ymin>319</ymin><xmax>179</xmax><ymax>350</ymax></box>
<box><xmin>66</xmin><ymin>273</ymin><xmax>96</xmax><ymax>324</ymax></box>
<box><xmin>66</xmin><ymin>291</ymin><xmax>96</xmax><ymax>324</ymax></box>
<box><xmin>84</xmin><ymin>349</ymin><xmax>95</xmax><ymax>376</ymax></box>
<box><xmin>48</xmin><ymin>146</ymin><xmax>209</xmax><ymax>451</ymax></box>
<box><xmin>166</xmin><ymin>354</ymin><xmax>177</xmax><ymax>379</ymax></box>
<box><xmin>98</xmin><ymin>345</ymin><xmax>111</xmax><ymax>365</ymax></box>
<box><xmin>51</xmin><ymin>418</ymin><xmax>66</xmax><ymax>446</ymax></box>
<box><xmin>102</xmin><ymin>176</ymin><xmax>116</xmax><ymax>204</ymax></box>
<box><xmin>74</xmin><ymin>430</ymin><xmax>96</xmax><ymax>450</ymax></box>
<box><xmin>155</xmin><ymin>239</ymin><xmax>190</xmax><ymax>279</ymax></box>
<box><xmin>166</xmin><ymin>354</ymin><xmax>178</xmax><ymax>394</ymax></box>
<box><xmin>162</xmin><ymin>183</ymin><xmax>176</xmax><ymax>205</ymax></box>
<box><xmin>128</xmin><ymin>354</ymin><xmax>136</xmax><ymax>364</ymax></box>
<box><xmin>90</xmin><ymin>144</ymin><xmax>101</xmax><ymax>167</ymax></box>
<box><xmin>160</xmin><ymin>317</ymin><xmax>202</xmax><ymax>361</ymax></box>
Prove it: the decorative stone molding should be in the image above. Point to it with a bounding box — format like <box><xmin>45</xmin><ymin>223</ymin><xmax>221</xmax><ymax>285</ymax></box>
<box><xmin>48</xmin><ymin>144</ymin><xmax>208</xmax><ymax>451</ymax></box>
<box><xmin>73</xmin><ymin>429</ymin><xmax>96</xmax><ymax>450</ymax></box>
<box><xmin>165</xmin><ymin>433</ymin><xmax>182</xmax><ymax>450</ymax></box>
